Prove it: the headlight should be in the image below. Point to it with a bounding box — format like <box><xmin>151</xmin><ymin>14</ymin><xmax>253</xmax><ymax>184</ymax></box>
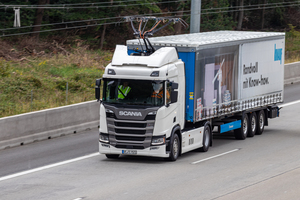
<box><xmin>151</xmin><ymin>136</ymin><xmax>165</xmax><ymax>145</ymax></box>
<box><xmin>105</xmin><ymin>109</ymin><xmax>114</xmax><ymax>113</ymax></box>
<box><xmin>105</xmin><ymin>109</ymin><xmax>115</xmax><ymax>118</ymax></box>
<box><xmin>148</xmin><ymin>111</ymin><xmax>157</xmax><ymax>115</ymax></box>
<box><xmin>99</xmin><ymin>133</ymin><xmax>109</xmax><ymax>143</ymax></box>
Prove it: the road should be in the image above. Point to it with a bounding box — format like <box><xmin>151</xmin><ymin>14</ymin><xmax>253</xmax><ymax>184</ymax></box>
<box><xmin>0</xmin><ymin>82</ymin><xmax>300</xmax><ymax>200</ymax></box>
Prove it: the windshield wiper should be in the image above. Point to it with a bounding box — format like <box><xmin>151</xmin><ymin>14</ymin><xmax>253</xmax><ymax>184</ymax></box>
<box><xmin>134</xmin><ymin>103</ymin><xmax>154</xmax><ymax>106</ymax></box>
<box><xmin>103</xmin><ymin>102</ymin><xmax>126</xmax><ymax>105</ymax></box>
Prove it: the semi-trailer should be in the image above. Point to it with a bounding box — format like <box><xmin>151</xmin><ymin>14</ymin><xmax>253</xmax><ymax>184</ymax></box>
<box><xmin>95</xmin><ymin>30</ymin><xmax>284</xmax><ymax>161</ymax></box>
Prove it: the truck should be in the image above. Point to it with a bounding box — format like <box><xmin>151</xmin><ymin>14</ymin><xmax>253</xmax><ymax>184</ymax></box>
<box><xmin>95</xmin><ymin>30</ymin><xmax>285</xmax><ymax>161</ymax></box>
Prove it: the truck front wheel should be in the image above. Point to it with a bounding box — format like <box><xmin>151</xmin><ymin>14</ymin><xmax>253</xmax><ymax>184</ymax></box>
<box><xmin>106</xmin><ymin>154</ymin><xmax>119</xmax><ymax>159</ymax></box>
<box><xmin>234</xmin><ymin>114</ymin><xmax>249</xmax><ymax>140</ymax></box>
<box><xmin>199</xmin><ymin>124</ymin><xmax>211</xmax><ymax>152</ymax></box>
<box><xmin>169</xmin><ymin>134</ymin><xmax>180</xmax><ymax>161</ymax></box>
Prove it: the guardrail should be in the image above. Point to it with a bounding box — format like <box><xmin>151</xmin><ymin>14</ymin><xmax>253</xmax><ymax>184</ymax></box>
<box><xmin>284</xmin><ymin>61</ymin><xmax>300</xmax><ymax>85</ymax></box>
<box><xmin>0</xmin><ymin>100</ymin><xmax>99</xmax><ymax>150</ymax></box>
<box><xmin>0</xmin><ymin>62</ymin><xmax>300</xmax><ymax>150</ymax></box>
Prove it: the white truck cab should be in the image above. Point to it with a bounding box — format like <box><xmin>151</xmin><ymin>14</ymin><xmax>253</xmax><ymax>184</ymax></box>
<box><xmin>97</xmin><ymin>45</ymin><xmax>186</xmax><ymax>160</ymax></box>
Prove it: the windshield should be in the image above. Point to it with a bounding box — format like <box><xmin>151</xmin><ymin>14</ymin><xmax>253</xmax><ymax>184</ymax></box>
<box><xmin>103</xmin><ymin>78</ymin><xmax>165</xmax><ymax>106</ymax></box>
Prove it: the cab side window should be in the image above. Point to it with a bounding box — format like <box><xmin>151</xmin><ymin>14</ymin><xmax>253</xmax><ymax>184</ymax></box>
<box><xmin>166</xmin><ymin>82</ymin><xmax>172</xmax><ymax>104</ymax></box>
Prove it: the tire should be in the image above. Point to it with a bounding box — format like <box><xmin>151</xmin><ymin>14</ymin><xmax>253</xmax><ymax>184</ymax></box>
<box><xmin>256</xmin><ymin>110</ymin><xmax>265</xmax><ymax>135</ymax></box>
<box><xmin>105</xmin><ymin>154</ymin><xmax>119</xmax><ymax>159</ymax></box>
<box><xmin>199</xmin><ymin>124</ymin><xmax>211</xmax><ymax>152</ymax></box>
<box><xmin>247</xmin><ymin>112</ymin><xmax>257</xmax><ymax>137</ymax></box>
<box><xmin>169</xmin><ymin>134</ymin><xmax>180</xmax><ymax>161</ymax></box>
<box><xmin>234</xmin><ymin>114</ymin><xmax>249</xmax><ymax>140</ymax></box>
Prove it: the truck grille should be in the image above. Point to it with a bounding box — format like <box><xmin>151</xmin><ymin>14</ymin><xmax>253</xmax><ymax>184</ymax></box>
<box><xmin>106</xmin><ymin>117</ymin><xmax>155</xmax><ymax>149</ymax></box>
<box><xmin>115</xmin><ymin>128</ymin><xmax>146</xmax><ymax>135</ymax></box>
<box><xmin>115</xmin><ymin>121</ymin><xmax>146</xmax><ymax>128</ymax></box>
<box><xmin>115</xmin><ymin>136</ymin><xmax>145</xmax><ymax>141</ymax></box>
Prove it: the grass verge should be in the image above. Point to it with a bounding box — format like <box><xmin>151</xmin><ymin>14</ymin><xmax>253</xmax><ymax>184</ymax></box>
<box><xmin>0</xmin><ymin>47</ymin><xmax>110</xmax><ymax>117</ymax></box>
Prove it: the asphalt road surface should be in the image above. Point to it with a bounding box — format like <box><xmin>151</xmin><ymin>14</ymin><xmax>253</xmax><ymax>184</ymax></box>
<box><xmin>0</xmin><ymin>82</ymin><xmax>300</xmax><ymax>200</ymax></box>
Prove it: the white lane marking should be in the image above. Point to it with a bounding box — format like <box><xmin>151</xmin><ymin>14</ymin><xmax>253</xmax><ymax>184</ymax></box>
<box><xmin>191</xmin><ymin>149</ymin><xmax>239</xmax><ymax>165</ymax></box>
<box><xmin>280</xmin><ymin>99</ymin><xmax>300</xmax><ymax>107</ymax></box>
<box><xmin>0</xmin><ymin>153</ymin><xmax>98</xmax><ymax>182</ymax></box>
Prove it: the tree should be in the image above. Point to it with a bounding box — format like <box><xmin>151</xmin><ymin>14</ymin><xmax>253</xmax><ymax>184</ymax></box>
<box><xmin>201</xmin><ymin>0</ymin><xmax>236</xmax><ymax>31</ymax></box>
<box><xmin>261</xmin><ymin>0</ymin><xmax>266</xmax><ymax>29</ymax></box>
<box><xmin>99</xmin><ymin>0</ymin><xmax>113</xmax><ymax>50</ymax></box>
<box><xmin>174</xmin><ymin>2</ymin><xmax>186</xmax><ymax>35</ymax></box>
<box><xmin>31</xmin><ymin>0</ymin><xmax>50</xmax><ymax>40</ymax></box>
<box><xmin>237</xmin><ymin>0</ymin><xmax>244</xmax><ymax>30</ymax></box>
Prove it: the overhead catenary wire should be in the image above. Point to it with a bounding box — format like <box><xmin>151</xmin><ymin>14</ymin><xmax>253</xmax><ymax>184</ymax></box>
<box><xmin>0</xmin><ymin>0</ymin><xmax>298</xmax><ymax>12</ymax></box>
<box><xmin>202</xmin><ymin>0</ymin><xmax>300</xmax><ymax>11</ymax></box>
<box><xmin>1</xmin><ymin>0</ymin><xmax>299</xmax><ymax>10</ymax></box>
<box><xmin>0</xmin><ymin>0</ymin><xmax>189</xmax><ymax>9</ymax></box>
<box><xmin>178</xmin><ymin>2</ymin><xmax>300</xmax><ymax>17</ymax></box>
<box><xmin>3</xmin><ymin>0</ymin><xmax>298</xmax><ymax>32</ymax></box>
<box><xmin>1</xmin><ymin>1</ymin><xmax>300</xmax><ymax>38</ymax></box>
<box><xmin>0</xmin><ymin>15</ymin><xmax>122</xmax><ymax>31</ymax></box>
<box><xmin>201</xmin><ymin>2</ymin><xmax>300</xmax><ymax>15</ymax></box>
<box><xmin>0</xmin><ymin>10</ymin><xmax>192</xmax><ymax>32</ymax></box>
<box><xmin>0</xmin><ymin>21</ymin><xmax>126</xmax><ymax>37</ymax></box>
<box><xmin>0</xmin><ymin>0</ymin><xmax>181</xmax><ymax>7</ymax></box>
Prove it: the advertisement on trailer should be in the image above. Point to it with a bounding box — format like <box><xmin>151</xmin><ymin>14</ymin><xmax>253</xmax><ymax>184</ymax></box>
<box><xmin>240</xmin><ymin>39</ymin><xmax>284</xmax><ymax>99</ymax></box>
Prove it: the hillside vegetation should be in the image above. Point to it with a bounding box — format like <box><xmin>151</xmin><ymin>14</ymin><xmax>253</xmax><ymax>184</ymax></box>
<box><xmin>1</xmin><ymin>0</ymin><xmax>300</xmax><ymax>117</ymax></box>
<box><xmin>0</xmin><ymin>37</ymin><xmax>111</xmax><ymax>117</ymax></box>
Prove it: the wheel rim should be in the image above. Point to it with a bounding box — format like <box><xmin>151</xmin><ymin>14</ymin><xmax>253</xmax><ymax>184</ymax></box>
<box><xmin>243</xmin><ymin>117</ymin><xmax>248</xmax><ymax>136</ymax></box>
<box><xmin>251</xmin><ymin>116</ymin><xmax>256</xmax><ymax>132</ymax></box>
<box><xmin>204</xmin><ymin>129</ymin><xmax>210</xmax><ymax>147</ymax></box>
<box><xmin>259</xmin><ymin>114</ymin><xmax>264</xmax><ymax>130</ymax></box>
<box><xmin>173</xmin><ymin>138</ymin><xmax>179</xmax><ymax>157</ymax></box>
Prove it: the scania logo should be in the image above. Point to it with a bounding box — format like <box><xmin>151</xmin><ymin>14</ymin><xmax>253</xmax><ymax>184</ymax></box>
<box><xmin>119</xmin><ymin>111</ymin><xmax>142</xmax><ymax>117</ymax></box>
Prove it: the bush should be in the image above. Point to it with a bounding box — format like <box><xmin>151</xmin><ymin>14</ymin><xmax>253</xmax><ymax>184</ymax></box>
<box><xmin>0</xmin><ymin>59</ymin><xmax>10</xmax><ymax>77</ymax></box>
<box><xmin>55</xmin><ymin>79</ymin><xmax>82</xmax><ymax>92</ymax></box>
<box><xmin>24</xmin><ymin>75</ymin><xmax>42</xmax><ymax>88</ymax></box>
<box><xmin>288</xmin><ymin>24</ymin><xmax>300</xmax><ymax>38</ymax></box>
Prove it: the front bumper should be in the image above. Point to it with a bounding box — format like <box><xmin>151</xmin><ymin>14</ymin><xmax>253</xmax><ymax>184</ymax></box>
<box><xmin>99</xmin><ymin>142</ymin><xmax>169</xmax><ymax>158</ymax></box>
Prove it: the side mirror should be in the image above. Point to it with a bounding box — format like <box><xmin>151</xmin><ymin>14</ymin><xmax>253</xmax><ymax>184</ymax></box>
<box><xmin>171</xmin><ymin>82</ymin><xmax>178</xmax><ymax>90</ymax></box>
<box><xmin>95</xmin><ymin>78</ymin><xmax>102</xmax><ymax>102</ymax></box>
<box><xmin>171</xmin><ymin>91</ymin><xmax>178</xmax><ymax>103</ymax></box>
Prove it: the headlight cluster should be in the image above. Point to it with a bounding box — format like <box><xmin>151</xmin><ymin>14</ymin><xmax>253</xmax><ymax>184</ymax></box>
<box><xmin>148</xmin><ymin>111</ymin><xmax>157</xmax><ymax>115</ymax></box>
<box><xmin>99</xmin><ymin>133</ymin><xmax>109</xmax><ymax>143</ymax></box>
<box><xmin>151</xmin><ymin>136</ymin><xmax>165</xmax><ymax>145</ymax></box>
<box><xmin>105</xmin><ymin>109</ymin><xmax>114</xmax><ymax>113</ymax></box>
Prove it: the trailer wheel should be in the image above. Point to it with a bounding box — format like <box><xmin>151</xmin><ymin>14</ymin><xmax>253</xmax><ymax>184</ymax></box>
<box><xmin>169</xmin><ymin>134</ymin><xmax>180</xmax><ymax>161</ymax></box>
<box><xmin>234</xmin><ymin>114</ymin><xmax>249</xmax><ymax>140</ymax></box>
<box><xmin>248</xmin><ymin>112</ymin><xmax>257</xmax><ymax>137</ymax></box>
<box><xmin>256</xmin><ymin>110</ymin><xmax>265</xmax><ymax>135</ymax></box>
<box><xmin>105</xmin><ymin>154</ymin><xmax>119</xmax><ymax>159</ymax></box>
<box><xmin>199</xmin><ymin>124</ymin><xmax>211</xmax><ymax>152</ymax></box>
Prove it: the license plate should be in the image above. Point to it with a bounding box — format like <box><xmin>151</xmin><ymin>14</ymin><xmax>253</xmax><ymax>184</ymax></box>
<box><xmin>122</xmin><ymin>150</ymin><xmax>137</xmax><ymax>155</ymax></box>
